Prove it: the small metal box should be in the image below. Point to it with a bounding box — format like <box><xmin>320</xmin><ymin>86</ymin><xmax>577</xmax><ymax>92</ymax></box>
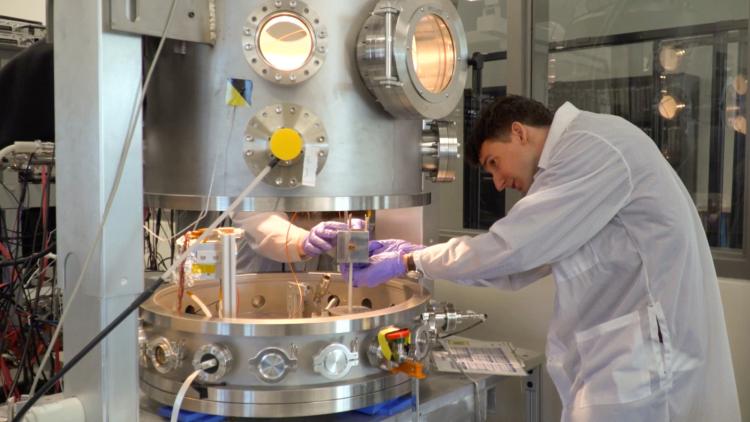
<box><xmin>336</xmin><ymin>231</ymin><xmax>370</xmax><ymax>264</ymax></box>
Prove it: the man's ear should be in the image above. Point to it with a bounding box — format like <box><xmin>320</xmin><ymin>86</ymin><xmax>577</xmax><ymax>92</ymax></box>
<box><xmin>511</xmin><ymin>121</ymin><xmax>526</xmax><ymax>144</ymax></box>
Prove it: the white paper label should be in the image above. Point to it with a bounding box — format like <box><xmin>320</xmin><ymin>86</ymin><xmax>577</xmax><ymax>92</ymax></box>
<box><xmin>302</xmin><ymin>146</ymin><xmax>320</xmax><ymax>187</ymax></box>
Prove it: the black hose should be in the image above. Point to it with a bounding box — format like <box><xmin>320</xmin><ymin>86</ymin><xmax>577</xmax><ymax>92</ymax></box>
<box><xmin>0</xmin><ymin>243</ymin><xmax>55</xmax><ymax>268</ymax></box>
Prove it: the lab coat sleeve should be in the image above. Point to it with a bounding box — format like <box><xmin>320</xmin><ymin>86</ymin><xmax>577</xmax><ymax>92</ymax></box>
<box><xmin>413</xmin><ymin>131</ymin><xmax>633</xmax><ymax>288</ymax></box>
<box><xmin>233</xmin><ymin>211</ymin><xmax>309</xmax><ymax>262</ymax></box>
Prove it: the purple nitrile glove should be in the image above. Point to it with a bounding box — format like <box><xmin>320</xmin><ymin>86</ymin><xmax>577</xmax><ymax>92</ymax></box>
<box><xmin>368</xmin><ymin>239</ymin><xmax>425</xmax><ymax>256</ymax></box>
<box><xmin>300</xmin><ymin>218</ymin><xmax>366</xmax><ymax>256</ymax></box>
<box><xmin>341</xmin><ymin>251</ymin><xmax>406</xmax><ymax>288</ymax></box>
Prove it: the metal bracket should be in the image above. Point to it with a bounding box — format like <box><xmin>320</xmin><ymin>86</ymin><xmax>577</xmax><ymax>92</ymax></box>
<box><xmin>109</xmin><ymin>0</ymin><xmax>216</xmax><ymax>45</ymax></box>
<box><xmin>373</xmin><ymin>3</ymin><xmax>402</xmax><ymax>88</ymax></box>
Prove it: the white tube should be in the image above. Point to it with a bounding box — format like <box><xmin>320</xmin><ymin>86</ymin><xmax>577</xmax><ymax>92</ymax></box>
<box><xmin>170</xmin><ymin>370</ymin><xmax>202</xmax><ymax>422</ymax></box>
<box><xmin>186</xmin><ymin>291</ymin><xmax>212</xmax><ymax>318</ymax></box>
<box><xmin>0</xmin><ymin>144</ymin><xmax>15</xmax><ymax>164</ymax></box>
<box><xmin>219</xmin><ymin>231</ymin><xmax>237</xmax><ymax>318</ymax></box>
<box><xmin>20</xmin><ymin>397</ymin><xmax>85</xmax><ymax>422</ymax></box>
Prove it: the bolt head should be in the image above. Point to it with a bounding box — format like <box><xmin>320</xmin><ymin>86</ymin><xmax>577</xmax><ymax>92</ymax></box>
<box><xmin>244</xmin><ymin>43</ymin><xmax>253</xmax><ymax>50</ymax></box>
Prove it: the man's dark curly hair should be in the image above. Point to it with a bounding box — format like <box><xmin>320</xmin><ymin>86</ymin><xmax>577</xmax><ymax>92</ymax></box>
<box><xmin>467</xmin><ymin>95</ymin><xmax>553</xmax><ymax>166</ymax></box>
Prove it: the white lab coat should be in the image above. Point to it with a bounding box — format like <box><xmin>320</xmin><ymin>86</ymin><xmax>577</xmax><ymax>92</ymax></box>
<box><xmin>413</xmin><ymin>103</ymin><xmax>741</xmax><ymax>421</ymax></box>
<box><xmin>232</xmin><ymin>211</ymin><xmax>313</xmax><ymax>272</ymax></box>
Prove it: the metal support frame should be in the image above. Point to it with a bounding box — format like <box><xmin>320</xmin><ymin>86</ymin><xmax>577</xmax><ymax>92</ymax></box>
<box><xmin>524</xmin><ymin>364</ymin><xmax>542</xmax><ymax>422</ymax></box>
<box><xmin>109</xmin><ymin>0</ymin><xmax>215</xmax><ymax>44</ymax></box>
<box><xmin>55</xmin><ymin>1</ymin><xmax>144</xmax><ymax>420</ymax></box>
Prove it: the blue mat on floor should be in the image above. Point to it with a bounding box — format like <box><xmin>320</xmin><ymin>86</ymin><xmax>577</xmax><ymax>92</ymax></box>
<box><xmin>157</xmin><ymin>406</ymin><xmax>225</xmax><ymax>422</ymax></box>
<box><xmin>355</xmin><ymin>395</ymin><xmax>414</xmax><ymax>416</ymax></box>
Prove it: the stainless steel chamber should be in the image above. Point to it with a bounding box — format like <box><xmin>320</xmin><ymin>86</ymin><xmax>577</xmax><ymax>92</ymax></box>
<box><xmin>137</xmin><ymin>0</ymin><xmax>471</xmax><ymax>417</ymax></box>
<box><xmin>143</xmin><ymin>0</ymin><xmax>467</xmax><ymax>212</ymax></box>
<box><xmin>139</xmin><ymin>273</ymin><xmax>431</xmax><ymax>417</ymax></box>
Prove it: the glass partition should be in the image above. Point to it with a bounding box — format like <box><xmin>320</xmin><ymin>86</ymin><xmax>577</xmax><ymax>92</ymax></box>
<box><xmin>532</xmin><ymin>0</ymin><xmax>749</xmax><ymax>275</ymax></box>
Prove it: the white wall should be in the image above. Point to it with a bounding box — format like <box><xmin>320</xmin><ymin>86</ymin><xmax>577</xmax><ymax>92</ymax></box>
<box><xmin>0</xmin><ymin>0</ymin><xmax>46</xmax><ymax>24</ymax></box>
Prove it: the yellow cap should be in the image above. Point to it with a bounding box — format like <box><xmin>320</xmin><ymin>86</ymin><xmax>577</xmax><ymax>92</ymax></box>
<box><xmin>269</xmin><ymin>128</ymin><xmax>304</xmax><ymax>161</ymax></box>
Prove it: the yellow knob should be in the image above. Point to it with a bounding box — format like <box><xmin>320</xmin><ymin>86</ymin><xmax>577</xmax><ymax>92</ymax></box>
<box><xmin>269</xmin><ymin>128</ymin><xmax>304</xmax><ymax>161</ymax></box>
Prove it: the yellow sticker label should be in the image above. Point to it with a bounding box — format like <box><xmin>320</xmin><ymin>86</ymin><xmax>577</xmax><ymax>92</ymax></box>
<box><xmin>191</xmin><ymin>263</ymin><xmax>216</xmax><ymax>274</ymax></box>
<box><xmin>226</xmin><ymin>78</ymin><xmax>253</xmax><ymax>107</ymax></box>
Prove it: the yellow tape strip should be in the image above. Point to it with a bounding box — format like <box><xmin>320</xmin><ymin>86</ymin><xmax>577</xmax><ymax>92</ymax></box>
<box><xmin>377</xmin><ymin>326</ymin><xmax>399</xmax><ymax>362</ymax></box>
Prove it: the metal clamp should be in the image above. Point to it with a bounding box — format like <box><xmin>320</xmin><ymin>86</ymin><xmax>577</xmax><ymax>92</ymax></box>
<box><xmin>147</xmin><ymin>337</ymin><xmax>184</xmax><ymax>374</ymax></box>
<box><xmin>411</xmin><ymin>325</ymin><xmax>433</xmax><ymax>361</ymax></box>
<box><xmin>421</xmin><ymin>120</ymin><xmax>460</xmax><ymax>183</ymax></box>
<box><xmin>420</xmin><ymin>302</ymin><xmax>487</xmax><ymax>335</ymax></box>
<box><xmin>313</xmin><ymin>343</ymin><xmax>359</xmax><ymax>380</ymax></box>
<box><xmin>138</xmin><ymin>324</ymin><xmax>150</xmax><ymax>368</ymax></box>
<box><xmin>193</xmin><ymin>343</ymin><xmax>233</xmax><ymax>383</ymax></box>
<box><xmin>248</xmin><ymin>347</ymin><xmax>297</xmax><ymax>383</ymax></box>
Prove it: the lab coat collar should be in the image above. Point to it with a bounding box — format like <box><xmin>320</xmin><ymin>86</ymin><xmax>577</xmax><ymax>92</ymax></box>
<box><xmin>538</xmin><ymin>102</ymin><xmax>581</xmax><ymax>170</ymax></box>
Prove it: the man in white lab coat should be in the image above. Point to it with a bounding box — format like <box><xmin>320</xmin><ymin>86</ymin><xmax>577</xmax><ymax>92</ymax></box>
<box><xmin>349</xmin><ymin>96</ymin><xmax>741</xmax><ymax>421</ymax></box>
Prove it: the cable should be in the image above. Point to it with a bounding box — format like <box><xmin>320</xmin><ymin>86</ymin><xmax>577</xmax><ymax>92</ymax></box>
<box><xmin>0</xmin><ymin>244</ymin><xmax>55</xmax><ymax>268</ymax></box>
<box><xmin>13</xmin><ymin>276</ymin><xmax>167</xmax><ymax>421</ymax></box>
<box><xmin>28</xmin><ymin>0</ymin><xmax>180</xmax><ymax>395</ymax></box>
<box><xmin>169</xmin><ymin>369</ymin><xmax>202</xmax><ymax>422</ymax></box>
<box><xmin>284</xmin><ymin>213</ymin><xmax>304</xmax><ymax>317</ymax></box>
<box><xmin>439</xmin><ymin>319</ymin><xmax>485</xmax><ymax>339</ymax></box>
<box><xmin>167</xmin><ymin>107</ymin><xmax>237</xmax><ymax>242</ymax></box>
<box><xmin>13</xmin><ymin>158</ymin><xmax>278</xmax><ymax>421</ymax></box>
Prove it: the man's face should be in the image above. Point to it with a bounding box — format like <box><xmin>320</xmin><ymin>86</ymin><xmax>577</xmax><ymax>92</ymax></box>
<box><xmin>478</xmin><ymin>122</ymin><xmax>540</xmax><ymax>194</ymax></box>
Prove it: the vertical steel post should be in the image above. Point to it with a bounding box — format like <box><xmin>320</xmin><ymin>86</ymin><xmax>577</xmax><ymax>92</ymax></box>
<box><xmin>220</xmin><ymin>231</ymin><xmax>238</xmax><ymax>318</ymax></box>
<box><xmin>55</xmin><ymin>0</ymin><xmax>144</xmax><ymax>420</ymax></box>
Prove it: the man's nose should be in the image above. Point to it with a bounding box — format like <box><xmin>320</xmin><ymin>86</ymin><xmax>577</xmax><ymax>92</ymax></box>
<box><xmin>493</xmin><ymin>176</ymin><xmax>506</xmax><ymax>192</ymax></box>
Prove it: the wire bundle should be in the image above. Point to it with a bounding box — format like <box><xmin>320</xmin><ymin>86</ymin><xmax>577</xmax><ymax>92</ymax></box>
<box><xmin>0</xmin><ymin>161</ymin><xmax>59</xmax><ymax>403</ymax></box>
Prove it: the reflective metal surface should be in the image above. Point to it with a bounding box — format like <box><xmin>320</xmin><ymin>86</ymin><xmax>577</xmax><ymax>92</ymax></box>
<box><xmin>144</xmin><ymin>192</ymin><xmax>431</xmax><ymax>212</ymax></box>
<box><xmin>356</xmin><ymin>0</ymin><xmax>468</xmax><ymax>119</ymax></box>
<box><xmin>140</xmin><ymin>272</ymin><xmax>431</xmax><ymax>417</ymax></box>
<box><xmin>421</xmin><ymin>119</ymin><xmax>459</xmax><ymax>182</ymax></box>
<box><xmin>242</xmin><ymin>0</ymin><xmax>327</xmax><ymax>85</ymax></box>
<box><xmin>143</xmin><ymin>0</ymin><xmax>446</xmax><ymax>212</ymax></box>
<box><xmin>243</xmin><ymin>103</ymin><xmax>329</xmax><ymax>188</ymax></box>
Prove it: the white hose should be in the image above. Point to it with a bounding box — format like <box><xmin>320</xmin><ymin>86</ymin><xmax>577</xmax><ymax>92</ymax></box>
<box><xmin>158</xmin><ymin>163</ymin><xmax>274</xmax><ymax>282</ymax></box>
<box><xmin>0</xmin><ymin>144</ymin><xmax>15</xmax><ymax>165</ymax></box>
<box><xmin>170</xmin><ymin>369</ymin><xmax>202</xmax><ymax>422</ymax></box>
<box><xmin>186</xmin><ymin>291</ymin><xmax>212</xmax><ymax>318</ymax></box>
